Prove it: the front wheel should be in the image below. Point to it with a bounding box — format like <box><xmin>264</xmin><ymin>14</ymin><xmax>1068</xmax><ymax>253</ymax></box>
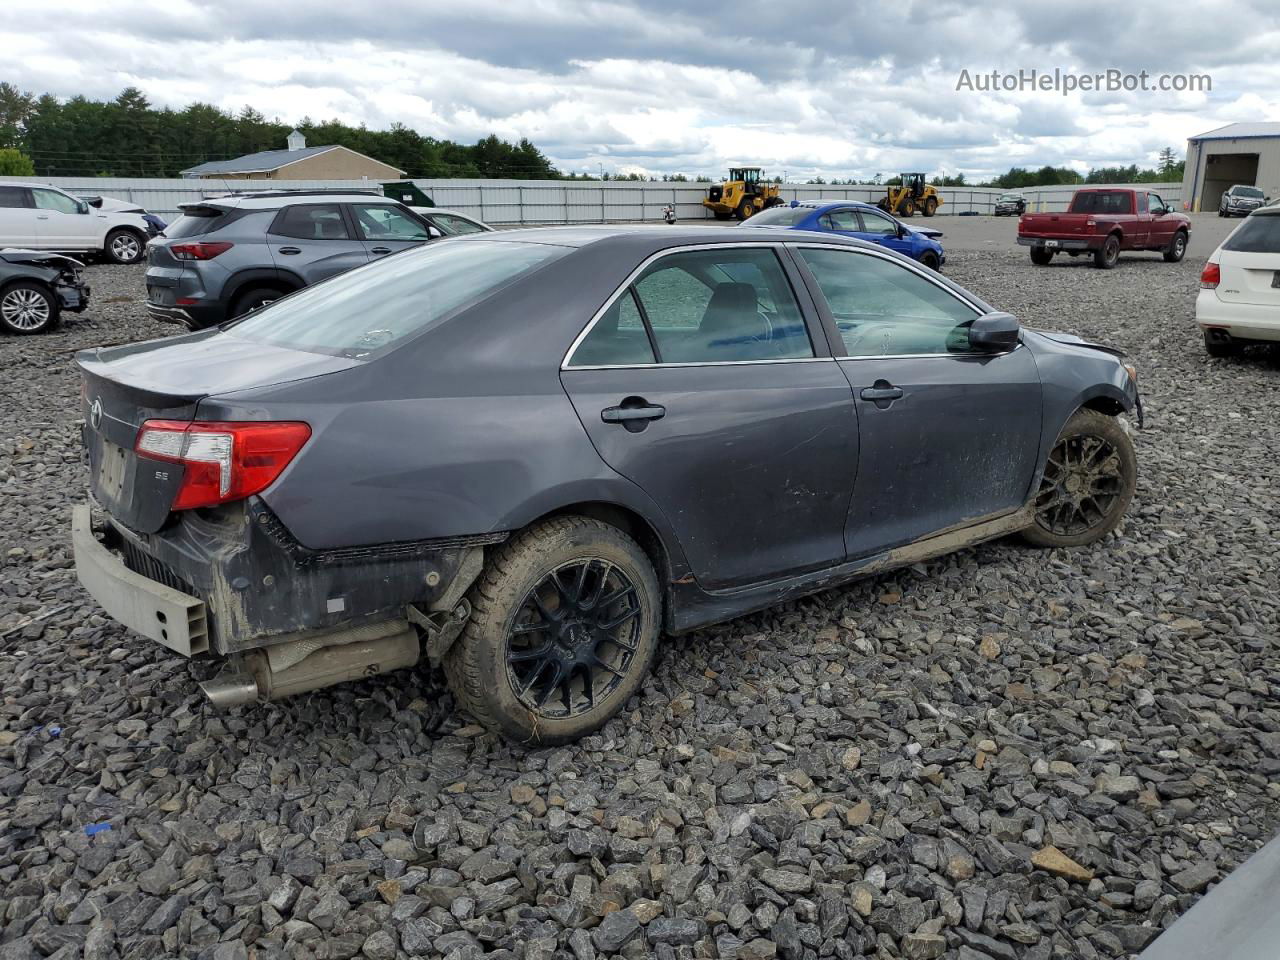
<box><xmin>1163</xmin><ymin>230</ymin><xmax>1187</xmax><ymax>262</ymax></box>
<box><xmin>922</xmin><ymin>197</ymin><xmax>938</xmax><ymax>217</ymax></box>
<box><xmin>1094</xmin><ymin>234</ymin><xmax>1120</xmax><ymax>269</ymax></box>
<box><xmin>104</xmin><ymin>228</ymin><xmax>146</xmax><ymax>265</ymax></box>
<box><xmin>0</xmin><ymin>281</ymin><xmax>59</xmax><ymax>334</ymax></box>
<box><xmin>736</xmin><ymin>201</ymin><xmax>754</xmax><ymax>220</ymax></box>
<box><xmin>1021</xmin><ymin>409</ymin><xmax>1136</xmax><ymax>548</ymax></box>
<box><xmin>444</xmin><ymin>517</ymin><xmax>661</xmax><ymax>744</ymax></box>
<box><xmin>1029</xmin><ymin>247</ymin><xmax>1054</xmax><ymax>266</ymax></box>
<box><xmin>919</xmin><ymin>251</ymin><xmax>940</xmax><ymax>271</ymax></box>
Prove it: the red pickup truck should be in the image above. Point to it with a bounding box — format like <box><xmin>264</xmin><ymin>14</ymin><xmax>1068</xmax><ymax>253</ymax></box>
<box><xmin>1017</xmin><ymin>188</ymin><xmax>1191</xmax><ymax>269</ymax></box>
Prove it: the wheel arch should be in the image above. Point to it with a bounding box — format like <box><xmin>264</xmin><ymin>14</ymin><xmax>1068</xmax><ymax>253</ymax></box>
<box><xmin>223</xmin><ymin>267</ymin><xmax>304</xmax><ymax>308</ymax></box>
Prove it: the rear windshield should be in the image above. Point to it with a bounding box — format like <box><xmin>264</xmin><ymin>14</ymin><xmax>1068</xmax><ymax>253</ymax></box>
<box><xmin>1069</xmin><ymin>191</ymin><xmax>1133</xmax><ymax>214</ymax></box>
<box><xmin>743</xmin><ymin>206</ymin><xmax>813</xmax><ymax>226</ymax></box>
<box><xmin>225</xmin><ymin>240</ymin><xmax>569</xmax><ymax>358</ymax></box>
<box><xmin>1233</xmin><ymin>186</ymin><xmax>1265</xmax><ymax>199</ymax></box>
<box><xmin>164</xmin><ymin>210</ymin><xmax>229</xmax><ymax>239</ymax></box>
<box><xmin>1222</xmin><ymin>214</ymin><xmax>1280</xmax><ymax>253</ymax></box>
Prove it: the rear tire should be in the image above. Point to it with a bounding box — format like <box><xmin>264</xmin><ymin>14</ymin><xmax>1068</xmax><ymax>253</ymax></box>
<box><xmin>0</xmin><ymin>281</ymin><xmax>59</xmax><ymax>334</ymax></box>
<box><xmin>1094</xmin><ymin>234</ymin><xmax>1121</xmax><ymax>269</ymax></box>
<box><xmin>230</xmin><ymin>286</ymin><xmax>285</xmax><ymax>320</ymax></box>
<box><xmin>1163</xmin><ymin>230</ymin><xmax>1187</xmax><ymax>262</ymax></box>
<box><xmin>444</xmin><ymin>517</ymin><xmax>661</xmax><ymax>745</ymax></box>
<box><xmin>1204</xmin><ymin>331</ymin><xmax>1237</xmax><ymax>357</ymax></box>
<box><xmin>1021</xmin><ymin>409</ymin><xmax>1136</xmax><ymax>548</ymax></box>
<box><xmin>1029</xmin><ymin>248</ymin><xmax>1054</xmax><ymax>266</ymax></box>
<box><xmin>104</xmin><ymin>228</ymin><xmax>146</xmax><ymax>265</ymax></box>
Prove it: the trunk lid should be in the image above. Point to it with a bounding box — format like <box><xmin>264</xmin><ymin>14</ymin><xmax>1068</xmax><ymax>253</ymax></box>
<box><xmin>1217</xmin><ymin>250</ymin><xmax>1280</xmax><ymax>305</ymax></box>
<box><xmin>78</xmin><ymin>330</ymin><xmax>360</xmax><ymax>532</ymax></box>
<box><xmin>1019</xmin><ymin>213</ymin><xmax>1091</xmax><ymax>237</ymax></box>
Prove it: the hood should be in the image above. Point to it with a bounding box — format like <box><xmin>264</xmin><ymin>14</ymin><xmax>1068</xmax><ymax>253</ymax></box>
<box><xmin>904</xmin><ymin>225</ymin><xmax>943</xmax><ymax>239</ymax></box>
<box><xmin>1029</xmin><ymin>329</ymin><xmax>1127</xmax><ymax>359</ymax></box>
<box><xmin>0</xmin><ymin>249</ymin><xmax>85</xmax><ymax>269</ymax></box>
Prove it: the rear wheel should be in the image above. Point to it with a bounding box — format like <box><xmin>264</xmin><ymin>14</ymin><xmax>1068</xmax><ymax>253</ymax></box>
<box><xmin>1204</xmin><ymin>331</ymin><xmax>1238</xmax><ymax>357</ymax></box>
<box><xmin>1021</xmin><ymin>410</ymin><xmax>1136</xmax><ymax>548</ymax></box>
<box><xmin>1094</xmin><ymin>234</ymin><xmax>1121</xmax><ymax>269</ymax></box>
<box><xmin>104</xmin><ymin>228</ymin><xmax>146</xmax><ymax>265</ymax></box>
<box><xmin>1163</xmin><ymin>230</ymin><xmax>1187</xmax><ymax>262</ymax></box>
<box><xmin>230</xmin><ymin>286</ymin><xmax>285</xmax><ymax>320</ymax></box>
<box><xmin>445</xmin><ymin>517</ymin><xmax>661</xmax><ymax>744</ymax></box>
<box><xmin>1029</xmin><ymin>247</ymin><xmax>1054</xmax><ymax>266</ymax></box>
<box><xmin>923</xmin><ymin>197</ymin><xmax>938</xmax><ymax>217</ymax></box>
<box><xmin>0</xmin><ymin>281</ymin><xmax>59</xmax><ymax>334</ymax></box>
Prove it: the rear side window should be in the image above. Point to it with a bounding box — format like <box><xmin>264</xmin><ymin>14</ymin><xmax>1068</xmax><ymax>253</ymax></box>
<box><xmin>1222</xmin><ymin>215</ymin><xmax>1280</xmax><ymax>254</ymax></box>
<box><xmin>0</xmin><ymin>186</ymin><xmax>30</xmax><ymax>208</ymax></box>
<box><xmin>271</xmin><ymin>204</ymin><xmax>350</xmax><ymax>240</ymax></box>
<box><xmin>740</xmin><ymin>205</ymin><xmax>812</xmax><ymax>226</ymax></box>
<box><xmin>821</xmin><ymin>210</ymin><xmax>860</xmax><ymax>231</ymax></box>
<box><xmin>226</xmin><ymin>240</ymin><xmax>569</xmax><ymax>357</ymax></box>
<box><xmin>1069</xmin><ymin>191</ymin><xmax>1132</xmax><ymax>214</ymax></box>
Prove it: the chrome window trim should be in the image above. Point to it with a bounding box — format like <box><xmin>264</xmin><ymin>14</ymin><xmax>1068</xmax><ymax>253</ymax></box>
<box><xmin>565</xmin><ymin>357</ymin><xmax>835</xmax><ymax>372</ymax></box>
<box><xmin>561</xmin><ymin>241</ymin><xmax>818</xmax><ymax>370</ymax></box>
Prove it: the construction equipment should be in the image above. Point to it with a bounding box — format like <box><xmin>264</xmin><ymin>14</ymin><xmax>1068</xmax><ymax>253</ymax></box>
<box><xmin>702</xmin><ymin>167</ymin><xmax>783</xmax><ymax>220</ymax></box>
<box><xmin>877</xmin><ymin>173</ymin><xmax>942</xmax><ymax>218</ymax></box>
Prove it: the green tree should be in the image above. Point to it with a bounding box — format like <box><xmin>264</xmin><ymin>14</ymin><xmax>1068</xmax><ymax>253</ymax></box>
<box><xmin>0</xmin><ymin>147</ymin><xmax>35</xmax><ymax>175</ymax></box>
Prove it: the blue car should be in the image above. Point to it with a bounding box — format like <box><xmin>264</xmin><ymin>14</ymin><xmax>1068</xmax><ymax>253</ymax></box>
<box><xmin>742</xmin><ymin>199</ymin><xmax>946</xmax><ymax>270</ymax></box>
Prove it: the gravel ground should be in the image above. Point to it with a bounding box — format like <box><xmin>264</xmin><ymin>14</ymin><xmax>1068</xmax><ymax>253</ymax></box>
<box><xmin>1</xmin><ymin>247</ymin><xmax>1278</xmax><ymax>960</ymax></box>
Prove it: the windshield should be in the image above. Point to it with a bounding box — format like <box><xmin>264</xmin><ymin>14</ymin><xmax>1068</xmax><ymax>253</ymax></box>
<box><xmin>1222</xmin><ymin>214</ymin><xmax>1280</xmax><ymax>253</ymax></box>
<box><xmin>1233</xmin><ymin>186</ymin><xmax>1265</xmax><ymax>199</ymax></box>
<box><xmin>742</xmin><ymin>206</ymin><xmax>813</xmax><ymax>226</ymax></box>
<box><xmin>225</xmin><ymin>240</ymin><xmax>570</xmax><ymax>357</ymax></box>
<box><xmin>1069</xmin><ymin>191</ymin><xmax>1132</xmax><ymax>214</ymax></box>
<box><xmin>999</xmin><ymin>194</ymin><xmax>1021</xmax><ymax>201</ymax></box>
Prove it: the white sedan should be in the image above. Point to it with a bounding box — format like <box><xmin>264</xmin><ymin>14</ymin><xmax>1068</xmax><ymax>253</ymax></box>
<box><xmin>1196</xmin><ymin>206</ymin><xmax>1280</xmax><ymax>356</ymax></box>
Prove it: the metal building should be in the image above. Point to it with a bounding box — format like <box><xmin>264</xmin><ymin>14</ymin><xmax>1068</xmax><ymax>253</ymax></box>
<box><xmin>1182</xmin><ymin>122</ymin><xmax>1280</xmax><ymax>213</ymax></box>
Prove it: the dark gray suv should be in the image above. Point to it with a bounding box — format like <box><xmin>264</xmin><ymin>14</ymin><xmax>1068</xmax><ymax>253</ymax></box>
<box><xmin>144</xmin><ymin>191</ymin><xmax>443</xmax><ymax>328</ymax></box>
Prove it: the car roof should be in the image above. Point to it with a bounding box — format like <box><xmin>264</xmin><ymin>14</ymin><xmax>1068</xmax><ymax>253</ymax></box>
<box><xmin>194</xmin><ymin>191</ymin><xmax>399</xmax><ymax>210</ymax></box>
<box><xmin>0</xmin><ymin>181</ymin><xmax>70</xmax><ymax>190</ymax></box>
<box><xmin>462</xmin><ymin>224</ymin><xmax>886</xmax><ymax>254</ymax></box>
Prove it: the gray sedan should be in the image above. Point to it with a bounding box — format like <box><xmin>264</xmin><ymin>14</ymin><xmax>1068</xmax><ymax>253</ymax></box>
<box><xmin>71</xmin><ymin>226</ymin><xmax>1140</xmax><ymax>743</ymax></box>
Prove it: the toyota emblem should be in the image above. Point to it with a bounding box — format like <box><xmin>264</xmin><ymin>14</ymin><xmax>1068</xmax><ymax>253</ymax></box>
<box><xmin>90</xmin><ymin>399</ymin><xmax>103</xmax><ymax>430</ymax></box>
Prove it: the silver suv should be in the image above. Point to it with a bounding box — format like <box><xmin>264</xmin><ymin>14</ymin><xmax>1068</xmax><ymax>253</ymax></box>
<box><xmin>144</xmin><ymin>191</ymin><xmax>444</xmax><ymax>328</ymax></box>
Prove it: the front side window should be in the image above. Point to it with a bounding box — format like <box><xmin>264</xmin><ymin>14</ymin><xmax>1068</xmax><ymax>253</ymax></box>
<box><xmin>226</xmin><ymin>240</ymin><xmax>568</xmax><ymax>357</ymax></box>
<box><xmin>1148</xmin><ymin>193</ymin><xmax>1167</xmax><ymax>214</ymax></box>
<box><xmin>799</xmin><ymin>248</ymin><xmax>980</xmax><ymax>357</ymax></box>
<box><xmin>568</xmin><ymin>247</ymin><xmax>813</xmax><ymax>366</ymax></box>
<box><xmin>270</xmin><ymin>204</ymin><xmax>350</xmax><ymax>240</ymax></box>
<box><xmin>32</xmin><ymin>188</ymin><xmax>80</xmax><ymax>215</ymax></box>
<box><xmin>857</xmin><ymin>209</ymin><xmax>899</xmax><ymax>236</ymax></box>
<box><xmin>0</xmin><ymin>187</ymin><xmax>29</xmax><ymax>208</ymax></box>
<box><xmin>352</xmin><ymin>203</ymin><xmax>430</xmax><ymax>241</ymax></box>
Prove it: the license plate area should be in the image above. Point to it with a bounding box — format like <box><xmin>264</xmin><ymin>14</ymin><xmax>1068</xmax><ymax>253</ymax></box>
<box><xmin>147</xmin><ymin>285</ymin><xmax>175</xmax><ymax>305</ymax></box>
<box><xmin>96</xmin><ymin>439</ymin><xmax>130</xmax><ymax>502</ymax></box>
<box><xmin>1044</xmin><ymin>240</ymin><xmax>1060</xmax><ymax>249</ymax></box>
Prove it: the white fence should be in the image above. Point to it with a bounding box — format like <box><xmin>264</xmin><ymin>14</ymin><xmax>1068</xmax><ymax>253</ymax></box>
<box><xmin>14</xmin><ymin>176</ymin><xmax>1184</xmax><ymax>224</ymax></box>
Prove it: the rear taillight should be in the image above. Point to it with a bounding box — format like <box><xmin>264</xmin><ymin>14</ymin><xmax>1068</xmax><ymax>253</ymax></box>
<box><xmin>170</xmin><ymin>241</ymin><xmax>233</xmax><ymax>261</ymax></box>
<box><xmin>1199</xmin><ymin>262</ymin><xmax>1220</xmax><ymax>289</ymax></box>
<box><xmin>135</xmin><ymin>420</ymin><xmax>311</xmax><ymax>510</ymax></box>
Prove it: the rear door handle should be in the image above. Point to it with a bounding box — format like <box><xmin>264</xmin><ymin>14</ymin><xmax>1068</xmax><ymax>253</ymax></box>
<box><xmin>860</xmin><ymin>385</ymin><xmax>903</xmax><ymax>402</ymax></box>
<box><xmin>601</xmin><ymin>404</ymin><xmax>666</xmax><ymax>424</ymax></box>
<box><xmin>370</xmin><ymin>246</ymin><xmax>392</xmax><ymax>254</ymax></box>
<box><xmin>278</xmin><ymin>246</ymin><xmax>301</xmax><ymax>255</ymax></box>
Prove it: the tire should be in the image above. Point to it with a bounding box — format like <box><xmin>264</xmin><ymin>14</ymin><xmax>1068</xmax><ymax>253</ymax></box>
<box><xmin>901</xmin><ymin>200</ymin><xmax>916</xmax><ymax>217</ymax></box>
<box><xmin>1020</xmin><ymin>409</ymin><xmax>1136</xmax><ymax>548</ymax></box>
<box><xmin>919</xmin><ymin>251</ymin><xmax>940</xmax><ymax>271</ymax></box>
<box><xmin>444</xmin><ymin>516</ymin><xmax>661</xmax><ymax>745</ymax></box>
<box><xmin>0</xmin><ymin>281</ymin><xmax>59</xmax><ymax>334</ymax></box>
<box><xmin>736</xmin><ymin>201</ymin><xmax>754</xmax><ymax>221</ymax></box>
<box><xmin>1163</xmin><ymin>230</ymin><xmax>1188</xmax><ymax>263</ymax></box>
<box><xmin>1093</xmin><ymin>234</ymin><xmax>1120</xmax><ymax>269</ymax></box>
<box><xmin>923</xmin><ymin>197</ymin><xmax>938</xmax><ymax>217</ymax></box>
<box><xmin>104</xmin><ymin>228</ymin><xmax>146</xmax><ymax>265</ymax></box>
<box><xmin>1029</xmin><ymin>247</ymin><xmax>1054</xmax><ymax>266</ymax></box>
<box><xmin>1204</xmin><ymin>331</ymin><xmax>1237</xmax><ymax>357</ymax></box>
<box><xmin>230</xmin><ymin>286</ymin><xmax>285</xmax><ymax>320</ymax></box>
<box><xmin>713</xmin><ymin>210</ymin><xmax>732</xmax><ymax>221</ymax></box>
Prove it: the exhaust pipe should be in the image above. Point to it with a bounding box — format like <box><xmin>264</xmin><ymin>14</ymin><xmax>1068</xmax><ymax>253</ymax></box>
<box><xmin>199</xmin><ymin>622</ymin><xmax>420</xmax><ymax>708</ymax></box>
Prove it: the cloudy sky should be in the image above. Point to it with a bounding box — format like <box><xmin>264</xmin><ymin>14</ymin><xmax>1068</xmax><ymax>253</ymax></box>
<box><xmin>6</xmin><ymin>0</ymin><xmax>1279</xmax><ymax>180</ymax></box>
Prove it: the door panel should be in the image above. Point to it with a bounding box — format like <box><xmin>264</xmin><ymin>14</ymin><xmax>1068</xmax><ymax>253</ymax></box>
<box><xmin>839</xmin><ymin>350</ymin><xmax>1043</xmax><ymax>557</ymax></box>
<box><xmin>266</xmin><ymin>203</ymin><xmax>369</xmax><ymax>283</ymax></box>
<box><xmin>31</xmin><ymin>188</ymin><xmax>95</xmax><ymax>247</ymax></box>
<box><xmin>856</xmin><ymin>208</ymin><xmax>914</xmax><ymax>258</ymax></box>
<box><xmin>0</xmin><ymin>187</ymin><xmax>35</xmax><ymax>247</ymax></box>
<box><xmin>562</xmin><ymin>362</ymin><xmax>859</xmax><ymax>589</ymax></box>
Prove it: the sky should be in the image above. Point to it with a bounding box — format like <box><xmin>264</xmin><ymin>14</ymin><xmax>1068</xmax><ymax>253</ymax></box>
<box><xmin>5</xmin><ymin>0</ymin><xmax>1280</xmax><ymax>181</ymax></box>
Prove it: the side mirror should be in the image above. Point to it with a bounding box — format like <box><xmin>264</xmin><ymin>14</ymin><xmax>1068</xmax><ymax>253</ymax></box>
<box><xmin>969</xmin><ymin>311</ymin><xmax>1020</xmax><ymax>352</ymax></box>
<box><xmin>76</xmin><ymin>201</ymin><xmax>90</xmax><ymax>215</ymax></box>
<box><xmin>426</xmin><ymin>225</ymin><xmax>444</xmax><ymax>239</ymax></box>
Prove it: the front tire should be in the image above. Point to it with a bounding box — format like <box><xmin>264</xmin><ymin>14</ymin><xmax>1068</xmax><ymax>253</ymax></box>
<box><xmin>919</xmin><ymin>251</ymin><xmax>940</xmax><ymax>271</ymax></box>
<box><xmin>104</xmin><ymin>228</ymin><xmax>146</xmax><ymax>265</ymax></box>
<box><xmin>445</xmin><ymin>517</ymin><xmax>661</xmax><ymax>745</ymax></box>
<box><xmin>922</xmin><ymin>197</ymin><xmax>938</xmax><ymax>217</ymax></box>
<box><xmin>1094</xmin><ymin>234</ymin><xmax>1120</xmax><ymax>269</ymax></box>
<box><xmin>1030</xmin><ymin>248</ymin><xmax>1054</xmax><ymax>266</ymax></box>
<box><xmin>0</xmin><ymin>281</ymin><xmax>59</xmax><ymax>334</ymax></box>
<box><xmin>736</xmin><ymin>201</ymin><xmax>754</xmax><ymax>221</ymax></box>
<box><xmin>1021</xmin><ymin>409</ymin><xmax>1136</xmax><ymax>548</ymax></box>
<box><xmin>1163</xmin><ymin>230</ymin><xmax>1187</xmax><ymax>262</ymax></box>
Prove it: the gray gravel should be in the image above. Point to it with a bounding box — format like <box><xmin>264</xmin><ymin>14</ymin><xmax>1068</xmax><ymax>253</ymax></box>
<box><xmin>1</xmin><ymin>249</ymin><xmax>1278</xmax><ymax>960</ymax></box>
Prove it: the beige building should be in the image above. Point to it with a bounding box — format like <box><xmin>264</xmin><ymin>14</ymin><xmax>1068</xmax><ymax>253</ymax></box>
<box><xmin>1182</xmin><ymin>122</ymin><xmax>1280</xmax><ymax>213</ymax></box>
<box><xmin>181</xmin><ymin>130</ymin><xmax>406</xmax><ymax>181</ymax></box>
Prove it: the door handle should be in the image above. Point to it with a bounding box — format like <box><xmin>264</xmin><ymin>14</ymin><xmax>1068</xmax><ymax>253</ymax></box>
<box><xmin>277</xmin><ymin>246</ymin><xmax>301</xmax><ymax>255</ymax></box>
<box><xmin>601</xmin><ymin>404</ymin><xmax>666</xmax><ymax>424</ymax></box>
<box><xmin>860</xmin><ymin>385</ymin><xmax>903</xmax><ymax>402</ymax></box>
<box><xmin>370</xmin><ymin>246</ymin><xmax>392</xmax><ymax>254</ymax></box>
<box><xmin>36</xmin><ymin>215</ymin><xmax>49</xmax><ymax>220</ymax></box>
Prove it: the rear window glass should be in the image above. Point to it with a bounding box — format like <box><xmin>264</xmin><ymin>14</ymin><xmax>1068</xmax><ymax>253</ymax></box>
<box><xmin>741</xmin><ymin>206</ymin><xmax>812</xmax><ymax>226</ymax></box>
<box><xmin>225</xmin><ymin>240</ymin><xmax>569</xmax><ymax>358</ymax></box>
<box><xmin>1222</xmin><ymin>215</ymin><xmax>1280</xmax><ymax>254</ymax></box>
<box><xmin>164</xmin><ymin>212</ymin><xmax>228</xmax><ymax>239</ymax></box>
<box><xmin>1069</xmin><ymin>191</ymin><xmax>1132</xmax><ymax>214</ymax></box>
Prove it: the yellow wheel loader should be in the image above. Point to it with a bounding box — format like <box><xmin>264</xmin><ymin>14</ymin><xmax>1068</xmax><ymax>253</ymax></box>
<box><xmin>702</xmin><ymin>167</ymin><xmax>784</xmax><ymax>220</ymax></box>
<box><xmin>877</xmin><ymin>173</ymin><xmax>942</xmax><ymax>218</ymax></box>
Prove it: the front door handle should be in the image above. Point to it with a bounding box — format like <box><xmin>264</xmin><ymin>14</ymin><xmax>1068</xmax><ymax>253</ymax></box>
<box><xmin>601</xmin><ymin>404</ymin><xmax>666</xmax><ymax>424</ymax></box>
<box><xmin>370</xmin><ymin>246</ymin><xmax>392</xmax><ymax>255</ymax></box>
<box><xmin>860</xmin><ymin>385</ymin><xmax>903</xmax><ymax>402</ymax></box>
<box><xmin>277</xmin><ymin>246</ymin><xmax>301</xmax><ymax>255</ymax></box>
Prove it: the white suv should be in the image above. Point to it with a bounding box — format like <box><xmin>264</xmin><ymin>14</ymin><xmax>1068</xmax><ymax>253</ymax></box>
<box><xmin>1197</xmin><ymin>206</ymin><xmax>1280</xmax><ymax>356</ymax></box>
<box><xmin>0</xmin><ymin>182</ymin><xmax>151</xmax><ymax>264</ymax></box>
